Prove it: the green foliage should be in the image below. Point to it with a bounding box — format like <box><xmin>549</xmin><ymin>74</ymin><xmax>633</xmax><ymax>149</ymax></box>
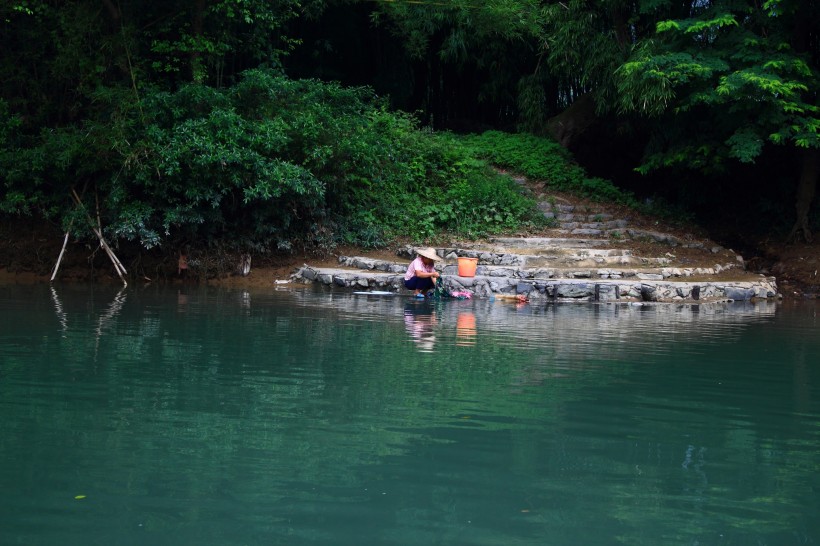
<box><xmin>515</xmin><ymin>75</ymin><xmax>549</xmax><ymax>134</ymax></box>
<box><xmin>444</xmin><ymin>171</ymin><xmax>545</xmax><ymax>238</ymax></box>
<box><xmin>334</xmin><ymin>128</ymin><xmax>544</xmax><ymax>244</ymax></box>
<box><xmin>536</xmin><ymin>0</ymin><xmax>637</xmax><ymax>113</ymax></box>
<box><xmin>616</xmin><ymin>0</ymin><xmax>820</xmax><ymax>175</ymax></box>
<box><xmin>10</xmin><ymin>0</ymin><xmax>818</xmax><ymax>258</ymax></box>
<box><xmin>366</xmin><ymin>0</ymin><xmax>542</xmax><ymax>124</ymax></box>
<box><xmin>1</xmin><ymin>68</ymin><xmax>544</xmax><ymax>253</ymax></box>
<box><xmin>460</xmin><ymin>131</ymin><xmax>639</xmax><ymax>206</ymax></box>
<box><xmin>138</xmin><ymin>0</ymin><xmax>304</xmax><ymax>86</ymax></box>
<box><xmin>372</xmin><ymin>0</ymin><xmax>541</xmax><ymax>61</ymax></box>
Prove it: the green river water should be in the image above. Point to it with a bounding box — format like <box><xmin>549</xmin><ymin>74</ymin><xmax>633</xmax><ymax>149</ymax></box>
<box><xmin>1</xmin><ymin>283</ymin><xmax>818</xmax><ymax>545</ymax></box>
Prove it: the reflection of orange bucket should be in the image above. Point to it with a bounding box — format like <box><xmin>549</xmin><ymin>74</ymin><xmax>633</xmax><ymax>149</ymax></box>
<box><xmin>456</xmin><ymin>313</ymin><xmax>476</xmax><ymax>329</ymax></box>
<box><xmin>457</xmin><ymin>257</ymin><xmax>478</xmax><ymax>277</ymax></box>
<box><xmin>456</xmin><ymin>312</ymin><xmax>477</xmax><ymax>346</ymax></box>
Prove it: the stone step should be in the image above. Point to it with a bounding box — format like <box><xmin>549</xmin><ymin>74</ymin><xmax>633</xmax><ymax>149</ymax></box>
<box><xmin>397</xmin><ymin>240</ymin><xmax>741</xmax><ymax>270</ymax></box>
<box><xmin>541</xmin><ymin>210</ymin><xmax>628</xmax><ymax>226</ymax></box>
<box><xmin>471</xmin><ymin>237</ymin><xmax>621</xmax><ymax>249</ymax></box>
<box><xmin>495</xmin><ymin>228</ymin><xmax>707</xmax><ymax>250</ymax></box>
<box><xmin>292</xmin><ymin>265</ymin><xmax>777</xmax><ymax>303</ymax></box>
<box><xmin>294</xmin><ymin>189</ymin><xmax>767</xmax><ymax>300</ymax></box>
<box><xmin>401</xmin><ymin>244</ymin><xmax>678</xmax><ymax>266</ymax></box>
<box><xmin>544</xmin><ymin>228</ymin><xmax>719</xmax><ymax>250</ymax></box>
<box><xmin>403</xmin><ymin>251</ymin><xmax>671</xmax><ymax>268</ymax></box>
<box><xmin>539</xmin><ymin>202</ymin><xmax>626</xmax><ymax>219</ymax></box>
<box><xmin>557</xmin><ymin>219</ymin><xmax>629</xmax><ymax>230</ymax></box>
<box><xmin>517</xmin><ymin>253</ymin><xmax>669</xmax><ymax>268</ymax></box>
<box><xmin>395</xmin><ymin>250</ymin><xmax>661</xmax><ymax>269</ymax></box>
<box><xmin>337</xmin><ymin>256</ymin><xmax>744</xmax><ymax>281</ymax></box>
<box><xmin>537</xmin><ymin>202</ymin><xmax>576</xmax><ymax>214</ymax></box>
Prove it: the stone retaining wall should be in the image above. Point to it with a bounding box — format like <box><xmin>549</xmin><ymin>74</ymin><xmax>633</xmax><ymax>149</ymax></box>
<box><xmin>293</xmin><ymin>265</ymin><xmax>778</xmax><ymax>303</ymax></box>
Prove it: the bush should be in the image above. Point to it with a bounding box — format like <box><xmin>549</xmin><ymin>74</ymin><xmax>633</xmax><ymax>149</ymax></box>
<box><xmin>1</xmin><ymin>70</ymin><xmax>546</xmax><ymax>255</ymax></box>
<box><xmin>460</xmin><ymin>130</ymin><xmax>639</xmax><ymax>207</ymax></box>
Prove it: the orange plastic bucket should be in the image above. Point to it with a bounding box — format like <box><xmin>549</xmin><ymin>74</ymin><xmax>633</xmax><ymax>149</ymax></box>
<box><xmin>457</xmin><ymin>257</ymin><xmax>478</xmax><ymax>277</ymax></box>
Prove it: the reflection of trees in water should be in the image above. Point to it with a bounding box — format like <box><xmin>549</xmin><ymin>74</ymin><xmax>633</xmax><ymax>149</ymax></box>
<box><xmin>6</xmin><ymin>287</ymin><xmax>817</xmax><ymax>543</ymax></box>
<box><xmin>50</xmin><ymin>285</ymin><xmax>127</xmax><ymax>360</ymax></box>
<box><xmin>94</xmin><ymin>287</ymin><xmax>127</xmax><ymax>355</ymax></box>
<box><xmin>49</xmin><ymin>286</ymin><xmax>68</xmax><ymax>335</ymax></box>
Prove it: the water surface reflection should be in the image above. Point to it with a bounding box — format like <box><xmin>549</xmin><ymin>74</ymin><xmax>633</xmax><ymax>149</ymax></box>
<box><xmin>0</xmin><ymin>284</ymin><xmax>816</xmax><ymax>545</ymax></box>
<box><xmin>403</xmin><ymin>301</ymin><xmax>438</xmax><ymax>352</ymax></box>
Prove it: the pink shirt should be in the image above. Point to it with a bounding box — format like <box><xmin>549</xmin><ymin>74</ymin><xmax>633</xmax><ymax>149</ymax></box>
<box><xmin>404</xmin><ymin>256</ymin><xmax>435</xmax><ymax>281</ymax></box>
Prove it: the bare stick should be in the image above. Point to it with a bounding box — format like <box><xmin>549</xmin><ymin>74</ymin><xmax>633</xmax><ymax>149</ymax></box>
<box><xmin>50</xmin><ymin>229</ymin><xmax>71</xmax><ymax>282</ymax></box>
<box><xmin>71</xmin><ymin>189</ymin><xmax>128</xmax><ymax>286</ymax></box>
<box><xmin>95</xmin><ymin>190</ymin><xmax>129</xmax><ymax>277</ymax></box>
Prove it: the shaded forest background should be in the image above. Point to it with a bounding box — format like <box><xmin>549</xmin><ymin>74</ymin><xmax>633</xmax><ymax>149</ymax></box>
<box><xmin>284</xmin><ymin>0</ymin><xmax>819</xmax><ymax>247</ymax></box>
<box><xmin>1</xmin><ymin>0</ymin><xmax>818</xmax><ymax>278</ymax></box>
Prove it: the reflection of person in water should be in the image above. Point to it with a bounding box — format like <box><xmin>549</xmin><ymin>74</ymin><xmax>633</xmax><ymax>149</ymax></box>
<box><xmin>177</xmin><ymin>287</ymin><xmax>189</xmax><ymax>312</ymax></box>
<box><xmin>404</xmin><ymin>301</ymin><xmax>438</xmax><ymax>352</ymax></box>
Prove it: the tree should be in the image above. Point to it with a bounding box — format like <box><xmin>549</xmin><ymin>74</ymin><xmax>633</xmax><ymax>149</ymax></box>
<box><xmin>615</xmin><ymin>0</ymin><xmax>819</xmax><ymax>240</ymax></box>
<box><xmin>528</xmin><ymin>0</ymin><xmax>644</xmax><ymax>144</ymax></box>
<box><xmin>362</xmin><ymin>0</ymin><xmax>542</xmax><ymax>129</ymax></box>
<box><xmin>0</xmin><ymin>0</ymin><xmax>313</xmax><ymax>242</ymax></box>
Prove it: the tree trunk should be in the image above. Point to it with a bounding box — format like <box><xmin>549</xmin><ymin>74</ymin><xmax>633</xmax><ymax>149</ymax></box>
<box><xmin>100</xmin><ymin>0</ymin><xmax>121</xmax><ymax>24</ymax></box>
<box><xmin>786</xmin><ymin>3</ymin><xmax>818</xmax><ymax>242</ymax></box>
<box><xmin>610</xmin><ymin>1</ymin><xmax>631</xmax><ymax>53</ymax></box>
<box><xmin>191</xmin><ymin>0</ymin><xmax>207</xmax><ymax>83</ymax></box>
<box><xmin>788</xmin><ymin>148</ymin><xmax>819</xmax><ymax>243</ymax></box>
<box><xmin>546</xmin><ymin>93</ymin><xmax>598</xmax><ymax>149</ymax></box>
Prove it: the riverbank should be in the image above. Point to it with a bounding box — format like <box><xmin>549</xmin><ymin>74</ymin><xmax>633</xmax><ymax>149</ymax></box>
<box><xmin>2</xmin><ymin>196</ymin><xmax>818</xmax><ymax>299</ymax></box>
<box><xmin>1</xmin><ymin>241</ymin><xmax>817</xmax><ymax>300</ymax></box>
<box><xmin>3</xmin><ymin>231</ymin><xmax>816</xmax><ymax>299</ymax></box>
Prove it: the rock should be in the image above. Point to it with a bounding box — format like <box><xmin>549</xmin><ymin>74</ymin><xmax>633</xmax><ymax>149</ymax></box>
<box><xmin>640</xmin><ymin>284</ymin><xmax>658</xmax><ymax>302</ymax></box>
<box><xmin>489</xmin><ymin>268</ymin><xmax>516</xmax><ymax>277</ymax></box>
<box><xmin>301</xmin><ymin>267</ymin><xmax>316</xmax><ymax>281</ymax></box>
<box><xmin>556</xmin><ymin>283</ymin><xmax>593</xmax><ymax>298</ymax></box>
<box><xmin>571</xmin><ymin>228</ymin><xmax>603</xmax><ymax>236</ymax></box>
<box><xmin>628</xmin><ymin>229</ymin><xmax>681</xmax><ymax>245</ymax></box>
<box><xmin>724</xmin><ymin>286</ymin><xmax>754</xmax><ymax>301</ymax></box>
<box><xmin>595</xmin><ymin>283</ymin><xmax>618</xmax><ymax>301</ymax></box>
<box><xmin>637</xmin><ymin>273</ymin><xmax>664</xmax><ymax>280</ymax></box>
<box><xmin>295</xmin><ymin>209</ymin><xmax>782</xmax><ymax>302</ymax></box>
<box><xmin>457</xmin><ymin>277</ymin><xmax>476</xmax><ymax>287</ymax></box>
<box><xmin>621</xmin><ymin>284</ymin><xmax>642</xmax><ymax>299</ymax></box>
<box><xmin>516</xmin><ymin>282</ymin><xmax>534</xmax><ymax>295</ymax></box>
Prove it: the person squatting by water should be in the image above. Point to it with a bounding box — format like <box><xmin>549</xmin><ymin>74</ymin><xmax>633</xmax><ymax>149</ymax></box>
<box><xmin>404</xmin><ymin>247</ymin><xmax>440</xmax><ymax>298</ymax></box>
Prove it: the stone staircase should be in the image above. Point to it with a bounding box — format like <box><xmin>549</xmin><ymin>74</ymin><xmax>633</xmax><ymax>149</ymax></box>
<box><xmin>293</xmin><ymin>194</ymin><xmax>779</xmax><ymax>303</ymax></box>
